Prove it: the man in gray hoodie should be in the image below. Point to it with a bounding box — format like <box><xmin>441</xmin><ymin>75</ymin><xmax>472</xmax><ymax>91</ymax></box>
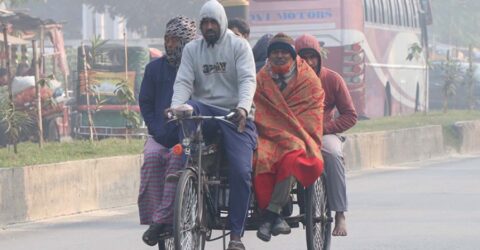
<box><xmin>170</xmin><ymin>1</ymin><xmax>257</xmax><ymax>249</ymax></box>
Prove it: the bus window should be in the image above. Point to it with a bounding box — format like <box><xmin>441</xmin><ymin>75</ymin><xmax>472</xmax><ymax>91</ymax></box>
<box><xmin>364</xmin><ymin>0</ymin><xmax>370</xmax><ymax>22</ymax></box>
<box><xmin>372</xmin><ymin>0</ymin><xmax>378</xmax><ymax>23</ymax></box>
<box><xmin>398</xmin><ymin>0</ymin><xmax>408</xmax><ymax>27</ymax></box>
<box><xmin>382</xmin><ymin>1</ymin><xmax>392</xmax><ymax>25</ymax></box>
<box><xmin>364</xmin><ymin>0</ymin><xmax>375</xmax><ymax>23</ymax></box>
<box><xmin>410</xmin><ymin>0</ymin><xmax>419</xmax><ymax>28</ymax></box>
<box><xmin>403</xmin><ymin>0</ymin><xmax>412</xmax><ymax>27</ymax></box>
<box><xmin>394</xmin><ymin>0</ymin><xmax>405</xmax><ymax>26</ymax></box>
<box><xmin>378</xmin><ymin>0</ymin><xmax>386</xmax><ymax>24</ymax></box>
<box><xmin>391</xmin><ymin>0</ymin><xmax>398</xmax><ymax>26</ymax></box>
<box><xmin>385</xmin><ymin>0</ymin><xmax>394</xmax><ymax>25</ymax></box>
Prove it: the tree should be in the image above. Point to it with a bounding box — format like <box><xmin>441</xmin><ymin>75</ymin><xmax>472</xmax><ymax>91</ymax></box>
<box><xmin>114</xmin><ymin>80</ymin><xmax>141</xmax><ymax>141</ymax></box>
<box><xmin>11</xmin><ymin>0</ymin><xmax>205</xmax><ymax>37</ymax></box>
<box><xmin>0</xmin><ymin>96</ymin><xmax>33</xmax><ymax>153</ymax></box>
<box><xmin>440</xmin><ymin>51</ymin><xmax>463</xmax><ymax>113</ymax></box>
<box><xmin>464</xmin><ymin>45</ymin><xmax>477</xmax><ymax>110</ymax></box>
<box><xmin>77</xmin><ymin>0</ymin><xmax>206</xmax><ymax>37</ymax></box>
<box><xmin>431</xmin><ymin>0</ymin><xmax>480</xmax><ymax>46</ymax></box>
<box><xmin>0</xmin><ymin>0</ymin><xmax>36</xmax><ymax>7</ymax></box>
<box><xmin>79</xmin><ymin>36</ymin><xmax>110</xmax><ymax>143</ymax></box>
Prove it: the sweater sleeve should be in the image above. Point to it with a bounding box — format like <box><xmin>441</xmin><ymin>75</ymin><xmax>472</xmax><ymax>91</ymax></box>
<box><xmin>139</xmin><ymin>63</ymin><xmax>157</xmax><ymax>136</ymax></box>
<box><xmin>323</xmin><ymin>74</ymin><xmax>358</xmax><ymax>134</ymax></box>
<box><xmin>234</xmin><ymin>39</ymin><xmax>257</xmax><ymax>113</ymax></box>
<box><xmin>171</xmin><ymin>44</ymin><xmax>195</xmax><ymax>108</ymax></box>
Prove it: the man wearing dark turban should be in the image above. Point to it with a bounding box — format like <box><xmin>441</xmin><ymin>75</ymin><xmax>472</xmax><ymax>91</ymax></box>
<box><xmin>137</xmin><ymin>15</ymin><xmax>197</xmax><ymax>246</ymax></box>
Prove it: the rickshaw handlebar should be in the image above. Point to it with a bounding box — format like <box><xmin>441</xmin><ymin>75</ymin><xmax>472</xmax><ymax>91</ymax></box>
<box><xmin>166</xmin><ymin>112</ymin><xmax>236</xmax><ymax>127</ymax></box>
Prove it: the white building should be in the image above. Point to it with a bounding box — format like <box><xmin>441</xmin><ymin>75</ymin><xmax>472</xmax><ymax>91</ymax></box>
<box><xmin>82</xmin><ymin>4</ymin><xmax>142</xmax><ymax>40</ymax></box>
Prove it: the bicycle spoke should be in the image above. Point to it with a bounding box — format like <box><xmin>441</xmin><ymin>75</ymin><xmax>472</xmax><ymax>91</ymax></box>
<box><xmin>311</xmin><ymin>178</ymin><xmax>328</xmax><ymax>249</ymax></box>
<box><xmin>181</xmin><ymin>226</ymin><xmax>195</xmax><ymax>233</ymax></box>
<box><xmin>178</xmin><ymin>176</ymin><xmax>200</xmax><ymax>250</ymax></box>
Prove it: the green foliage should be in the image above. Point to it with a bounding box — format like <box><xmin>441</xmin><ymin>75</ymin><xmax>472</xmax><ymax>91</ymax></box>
<box><xmin>0</xmin><ymin>138</ymin><xmax>144</xmax><ymax>168</ymax></box>
<box><xmin>120</xmin><ymin>109</ymin><xmax>141</xmax><ymax>129</ymax></box>
<box><xmin>0</xmin><ymin>99</ymin><xmax>34</xmax><ymax>153</ymax></box>
<box><xmin>89</xmin><ymin>35</ymin><xmax>109</xmax><ymax>66</ymax></box>
<box><xmin>464</xmin><ymin>46</ymin><xmax>477</xmax><ymax>110</ymax></box>
<box><xmin>406</xmin><ymin>43</ymin><xmax>423</xmax><ymax>62</ymax></box>
<box><xmin>114</xmin><ymin>80</ymin><xmax>141</xmax><ymax>129</ymax></box>
<box><xmin>114</xmin><ymin>80</ymin><xmax>136</xmax><ymax>104</ymax></box>
<box><xmin>89</xmin><ymin>85</ymin><xmax>107</xmax><ymax>111</ymax></box>
<box><xmin>440</xmin><ymin>54</ymin><xmax>463</xmax><ymax>112</ymax></box>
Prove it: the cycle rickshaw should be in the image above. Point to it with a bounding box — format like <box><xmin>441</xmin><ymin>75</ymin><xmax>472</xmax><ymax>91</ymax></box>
<box><xmin>158</xmin><ymin>107</ymin><xmax>332</xmax><ymax>250</ymax></box>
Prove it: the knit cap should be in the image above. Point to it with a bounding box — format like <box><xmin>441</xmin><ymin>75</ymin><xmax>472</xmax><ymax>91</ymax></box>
<box><xmin>164</xmin><ymin>15</ymin><xmax>197</xmax><ymax>68</ymax></box>
<box><xmin>267</xmin><ymin>32</ymin><xmax>296</xmax><ymax>59</ymax></box>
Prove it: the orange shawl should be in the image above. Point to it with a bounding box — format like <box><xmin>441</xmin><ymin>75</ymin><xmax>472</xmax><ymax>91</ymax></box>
<box><xmin>253</xmin><ymin>58</ymin><xmax>325</xmax><ymax>209</ymax></box>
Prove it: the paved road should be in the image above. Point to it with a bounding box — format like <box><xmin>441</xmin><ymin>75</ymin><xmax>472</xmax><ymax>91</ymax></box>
<box><xmin>1</xmin><ymin>156</ymin><xmax>480</xmax><ymax>250</ymax></box>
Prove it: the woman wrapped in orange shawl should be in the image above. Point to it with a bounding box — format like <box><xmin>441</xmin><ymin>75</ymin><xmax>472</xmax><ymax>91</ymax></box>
<box><xmin>253</xmin><ymin>56</ymin><xmax>325</xmax><ymax>210</ymax></box>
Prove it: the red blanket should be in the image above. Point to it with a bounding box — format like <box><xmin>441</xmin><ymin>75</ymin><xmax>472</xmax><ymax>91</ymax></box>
<box><xmin>253</xmin><ymin>58</ymin><xmax>325</xmax><ymax>209</ymax></box>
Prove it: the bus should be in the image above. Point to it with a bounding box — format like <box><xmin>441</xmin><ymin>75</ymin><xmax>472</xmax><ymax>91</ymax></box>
<box><xmin>249</xmin><ymin>0</ymin><xmax>432</xmax><ymax>118</ymax></box>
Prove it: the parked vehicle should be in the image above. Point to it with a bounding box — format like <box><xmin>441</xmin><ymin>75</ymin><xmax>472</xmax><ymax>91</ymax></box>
<box><xmin>72</xmin><ymin>44</ymin><xmax>148</xmax><ymax>138</ymax></box>
<box><xmin>0</xmin><ymin>76</ymin><xmax>71</xmax><ymax>146</ymax></box>
<box><xmin>0</xmin><ymin>10</ymin><xmax>72</xmax><ymax>146</ymax></box>
<box><xmin>249</xmin><ymin>0</ymin><xmax>432</xmax><ymax>118</ymax></box>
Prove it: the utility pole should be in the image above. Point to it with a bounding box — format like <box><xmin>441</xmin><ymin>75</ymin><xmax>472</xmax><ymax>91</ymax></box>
<box><xmin>33</xmin><ymin>40</ymin><xmax>44</xmax><ymax>148</ymax></box>
<box><xmin>123</xmin><ymin>22</ymin><xmax>130</xmax><ymax>141</ymax></box>
<box><xmin>81</xmin><ymin>42</ymin><xmax>95</xmax><ymax>143</ymax></box>
<box><xmin>419</xmin><ymin>0</ymin><xmax>431</xmax><ymax>114</ymax></box>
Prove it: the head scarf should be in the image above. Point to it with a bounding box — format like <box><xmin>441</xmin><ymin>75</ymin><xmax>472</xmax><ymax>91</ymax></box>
<box><xmin>295</xmin><ymin>34</ymin><xmax>323</xmax><ymax>74</ymax></box>
<box><xmin>165</xmin><ymin>16</ymin><xmax>197</xmax><ymax>68</ymax></box>
<box><xmin>252</xmin><ymin>33</ymin><xmax>273</xmax><ymax>72</ymax></box>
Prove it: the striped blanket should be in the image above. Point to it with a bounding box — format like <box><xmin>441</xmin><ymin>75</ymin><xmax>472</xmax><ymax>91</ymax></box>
<box><xmin>138</xmin><ymin>138</ymin><xmax>183</xmax><ymax>225</ymax></box>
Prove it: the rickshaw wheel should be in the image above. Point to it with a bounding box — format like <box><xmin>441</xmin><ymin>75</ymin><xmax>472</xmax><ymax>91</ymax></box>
<box><xmin>305</xmin><ymin>174</ymin><xmax>331</xmax><ymax>250</ymax></box>
<box><xmin>158</xmin><ymin>238</ymin><xmax>174</xmax><ymax>250</ymax></box>
<box><xmin>173</xmin><ymin>169</ymin><xmax>206</xmax><ymax>250</ymax></box>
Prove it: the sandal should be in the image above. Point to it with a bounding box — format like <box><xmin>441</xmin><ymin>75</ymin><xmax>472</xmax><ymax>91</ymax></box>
<box><xmin>158</xmin><ymin>224</ymin><xmax>173</xmax><ymax>240</ymax></box>
<box><xmin>227</xmin><ymin>240</ymin><xmax>245</xmax><ymax>250</ymax></box>
<box><xmin>142</xmin><ymin>224</ymin><xmax>163</xmax><ymax>246</ymax></box>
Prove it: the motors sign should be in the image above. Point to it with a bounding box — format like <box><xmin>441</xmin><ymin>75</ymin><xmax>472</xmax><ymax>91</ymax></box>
<box><xmin>250</xmin><ymin>9</ymin><xmax>333</xmax><ymax>25</ymax></box>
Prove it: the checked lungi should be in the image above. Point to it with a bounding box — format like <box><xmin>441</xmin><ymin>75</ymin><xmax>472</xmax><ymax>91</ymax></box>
<box><xmin>138</xmin><ymin>137</ymin><xmax>183</xmax><ymax>225</ymax></box>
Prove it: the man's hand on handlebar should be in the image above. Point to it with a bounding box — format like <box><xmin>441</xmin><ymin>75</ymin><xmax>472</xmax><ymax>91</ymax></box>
<box><xmin>229</xmin><ymin>108</ymin><xmax>247</xmax><ymax>133</ymax></box>
<box><xmin>164</xmin><ymin>108</ymin><xmax>174</xmax><ymax>119</ymax></box>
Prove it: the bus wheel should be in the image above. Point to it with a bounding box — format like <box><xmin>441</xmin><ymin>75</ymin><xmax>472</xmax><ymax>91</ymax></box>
<box><xmin>158</xmin><ymin>238</ymin><xmax>174</xmax><ymax>250</ymax></box>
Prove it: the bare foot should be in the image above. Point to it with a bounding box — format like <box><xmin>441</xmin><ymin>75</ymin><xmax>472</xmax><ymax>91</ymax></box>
<box><xmin>332</xmin><ymin>212</ymin><xmax>347</xmax><ymax>236</ymax></box>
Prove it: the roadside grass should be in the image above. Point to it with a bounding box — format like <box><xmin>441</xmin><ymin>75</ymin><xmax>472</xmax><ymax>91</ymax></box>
<box><xmin>348</xmin><ymin>110</ymin><xmax>480</xmax><ymax>133</ymax></box>
<box><xmin>0</xmin><ymin>138</ymin><xmax>144</xmax><ymax>168</ymax></box>
<box><xmin>347</xmin><ymin>109</ymin><xmax>480</xmax><ymax>149</ymax></box>
<box><xmin>2</xmin><ymin>110</ymin><xmax>479</xmax><ymax>168</ymax></box>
